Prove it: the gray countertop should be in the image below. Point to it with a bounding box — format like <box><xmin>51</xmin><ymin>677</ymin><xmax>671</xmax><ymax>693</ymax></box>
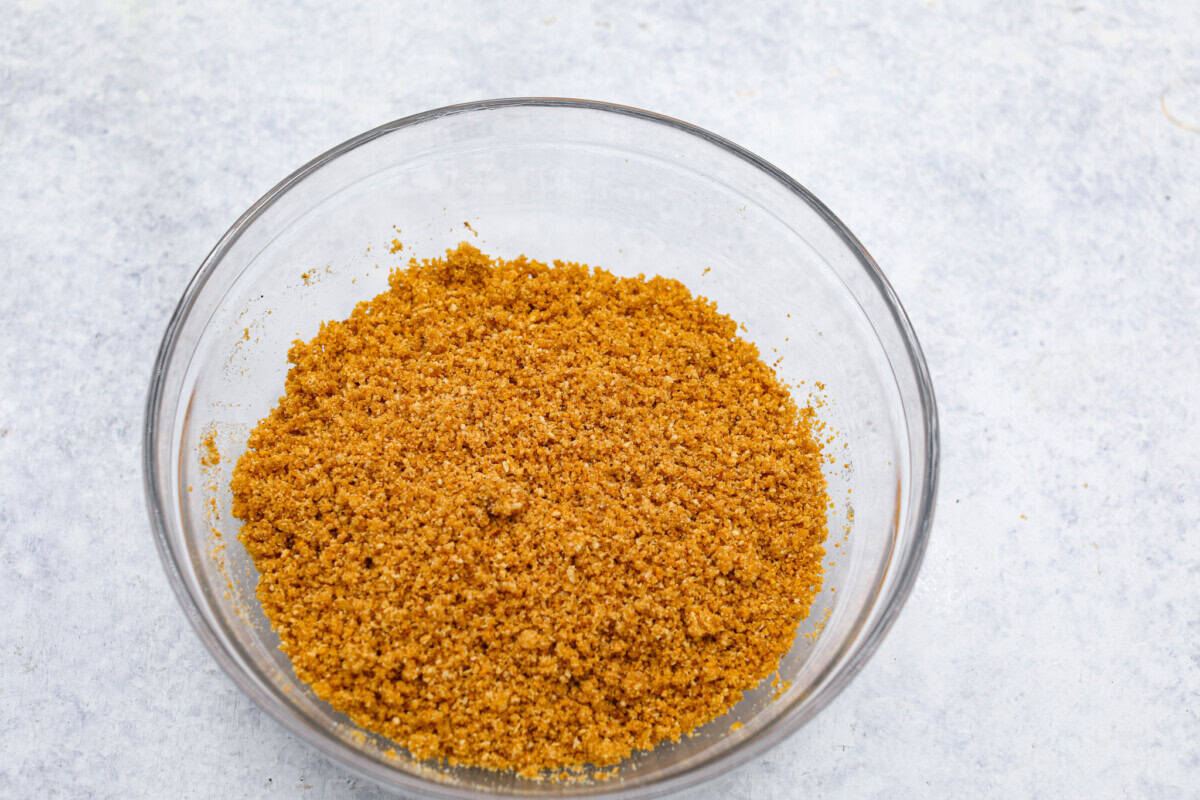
<box><xmin>2</xmin><ymin>1</ymin><xmax>1198</xmax><ymax>797</ymax></box>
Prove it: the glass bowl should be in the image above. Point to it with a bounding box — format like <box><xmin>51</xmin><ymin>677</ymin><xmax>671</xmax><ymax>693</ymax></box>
<box><xmin>144</xmin><ymin>98</ymin><xmax>938</xmax><ymax>798</ymax></box>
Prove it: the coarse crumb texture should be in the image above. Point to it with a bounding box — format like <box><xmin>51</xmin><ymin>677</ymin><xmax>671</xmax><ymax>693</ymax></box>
<box><xmin>231</xmin><ymin>243</ymin><xmax>829</xmax><ymax>776</ymax></box>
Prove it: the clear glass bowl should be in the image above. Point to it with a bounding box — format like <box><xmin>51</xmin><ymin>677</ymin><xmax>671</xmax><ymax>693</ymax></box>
<box><xmin>144</xmin><ymin>99</ymin><xmax>938</xmax><ymax>798</ymax></box>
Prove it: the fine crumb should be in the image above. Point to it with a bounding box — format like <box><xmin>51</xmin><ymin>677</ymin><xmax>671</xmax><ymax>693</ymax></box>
<box><xmin>804</xmin><ymin>605</ymin><xmax>833</xmax><ymax>641</ymax></box>
<box><xmin>199</xmin><ymin>430</ymin><xmax>220</xmax><ymax>467</ymax></box>
<box><xmin>231</xmin><ymin>242</ymin><xmax>830</xmax><ymax>776</ymax></box>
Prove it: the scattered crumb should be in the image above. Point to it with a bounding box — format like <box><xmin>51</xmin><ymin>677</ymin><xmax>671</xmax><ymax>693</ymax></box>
<box><xmin>593</xmin><ymin>767</ymin><xmax>618</xmax><ymax>782</ymax></box>
<box><xmin>199</xmin><ymin>430</ymin><xmax>220</xmax><ymax>467</ymax></box>
<box><xmin>805</xmin><ymin>605</ymin><xmax>833</xmax><ymax>641</ymax></box>
<box><xmin>390</xmin><ymin>238</ymin><xmax>404</xmax><ymax>253</ymax></box>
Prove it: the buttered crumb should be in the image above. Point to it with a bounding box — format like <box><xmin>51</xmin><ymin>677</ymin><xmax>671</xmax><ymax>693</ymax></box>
<box><xmin>231</xmin><ymin>243</ymin><xmax>829</xmax><ymax>776</ymax></box>
<box><xmin>199</xmin><ymin>430</ymin><xmax>220</xmax><ymax>467</ymax></box>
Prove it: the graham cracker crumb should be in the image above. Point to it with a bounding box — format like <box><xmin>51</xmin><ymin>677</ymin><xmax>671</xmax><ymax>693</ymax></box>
<box><xmin>199</xmin><ymin>430</ymin><xmax>220</xmax><ymax>467</ymax></box>
<box><xmin>231</xmin><ymin>242</ymin><xmax>829</xmax><ymax>775</ymax></box>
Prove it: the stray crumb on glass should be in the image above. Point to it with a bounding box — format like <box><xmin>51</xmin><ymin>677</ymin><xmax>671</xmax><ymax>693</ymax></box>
<box><xmin>199</xmin><ymin>430</ymin><xmax>220</xmax><ymax>467</ymax></box>
<box><xmin>230</xmin><ymin>243</ymin><xmax>830</xmax><ymax>777</ymax></box>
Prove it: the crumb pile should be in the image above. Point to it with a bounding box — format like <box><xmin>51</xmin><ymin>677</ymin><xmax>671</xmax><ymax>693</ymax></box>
<box><xmin>231</xmin><ymin>243</ymin><xmax>829</xmax><ymax>775</ymax></box>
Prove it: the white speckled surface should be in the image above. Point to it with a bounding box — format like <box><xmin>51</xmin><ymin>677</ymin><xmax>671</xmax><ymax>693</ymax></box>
<box><xmin>2</xmin><ymin>1</ymin><xmax>1198</xmax><ymax>797</ymax></box>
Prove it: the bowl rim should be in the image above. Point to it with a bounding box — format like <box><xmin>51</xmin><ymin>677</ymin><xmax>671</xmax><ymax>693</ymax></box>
<box><xmin>143</xmin><ymin>97</ymin><xmax>939</xmax><ymax>799</ymax></box>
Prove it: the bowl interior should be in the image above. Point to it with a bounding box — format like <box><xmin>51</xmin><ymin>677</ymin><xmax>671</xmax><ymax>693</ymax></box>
<box><xmin>148</xmin><ymin>101</ymin><xmax>932</xmax><ymax>798</ymax></box>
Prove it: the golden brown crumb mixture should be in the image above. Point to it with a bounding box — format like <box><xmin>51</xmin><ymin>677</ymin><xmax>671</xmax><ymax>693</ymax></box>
<box><xmin>231</xmin><ymin>243</ymin><xmax>829</xmax><ymax>776</ymax></box>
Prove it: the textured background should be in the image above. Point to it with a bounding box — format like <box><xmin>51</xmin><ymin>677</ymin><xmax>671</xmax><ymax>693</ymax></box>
<box><xmin>2</xmin><ymin>1</ymin><xmax>1198</xmax><ymax>797</ymax></box>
